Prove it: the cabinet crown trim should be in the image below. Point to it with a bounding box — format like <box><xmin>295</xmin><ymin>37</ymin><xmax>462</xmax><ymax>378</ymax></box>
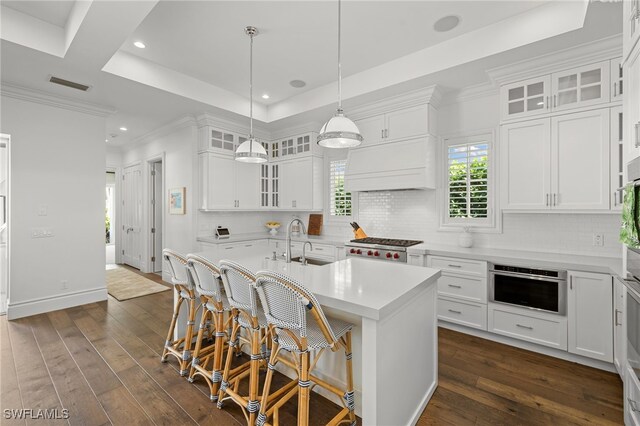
<box><xmin>349</xmin><ymin>85</ymin><xmax>443</xmax><ymax>120</ymax></box>
<box><xmin>487</xmin><ymin>34</ymin><xmax>621</xmax><ymax>86</ymax></box>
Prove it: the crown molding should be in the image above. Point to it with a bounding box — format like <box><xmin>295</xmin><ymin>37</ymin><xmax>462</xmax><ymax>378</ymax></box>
<box><xmin>349</xmin><ymin>85</ymin><xmax>443</xmax><ymax>120</ymax></box>
<box><xmin>127</xmin><ymin>115</ymin><xmax>197</xmax><ymax>147</ymax></box>
<box><xmin>487</xmin><ymin>34</ymin><xmax>622</xmax><ymax>86</ymax></box>
<box><xmin>195</xmin><ymin>113</ymin><xmax>270</xmax><ymax>140</ymax></box>
<box><xmin>440</xmin><ymin>82</ymin><xmax>498</xmax><ymax>106</ymax></box>
<box><xmin>269</xmin><ymin>122</ymin><xmax>322</xmax><ymax>141</ymax></box>
<box><xmin>0</xmin><ymin>81</ymin><xmax>116</xmax><ymax>117</ymax></box>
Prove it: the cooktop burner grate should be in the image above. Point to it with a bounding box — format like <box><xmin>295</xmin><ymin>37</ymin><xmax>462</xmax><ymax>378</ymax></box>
<box><xmin>349</xmin><ymin>237</ymin><xmax>423</xmax><ymax>247</ymax></box>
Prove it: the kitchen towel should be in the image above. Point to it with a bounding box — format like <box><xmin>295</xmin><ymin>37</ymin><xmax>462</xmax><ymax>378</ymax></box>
<box><xmin>620</xmin><ymin>183</ymin><xmax>640</xmax><ymax>248</ymax></box>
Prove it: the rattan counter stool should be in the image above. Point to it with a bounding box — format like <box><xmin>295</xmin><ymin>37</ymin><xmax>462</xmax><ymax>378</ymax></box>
<box><xmin>185</xmin><ymin>254</ymin><xmax>234</xmax><ymax>402</ymax></box>
<box><xmin>216</xmin><ymin>260</ymin><xmax>284</xmax><ymax>426</ymax></box>
<box><xmin>161</xmin><ymin>249</ymin><xmax>199</xmax><ymax>376</ymax></box>
<box><xmin>254</xmin><ymin>271</ymin><xmax>356</xmax><ymax>426</ymax></box>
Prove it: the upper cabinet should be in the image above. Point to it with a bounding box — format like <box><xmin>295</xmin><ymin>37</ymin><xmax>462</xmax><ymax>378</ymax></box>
<box><xmin>501</xmin><ymin>76</ymin><xmax>551</xmax><ymax>121</ymax></box>
<box><xmin>551</xmin><ymin>61</ymin><xmax>610</xmax><ymax>112</ymax></box>
<box><xmin>500</xmin><ymin>109</ymin><xmax>610</xmax><ymax>211</ymax></box>
<box><xmin>274</xmin><ymin>133</ymin><xmax>321</xmax><ymax>160</ymax></box>
<box><xmin>199</xmin><ymin>152</ymin><xmax>260</xmax><ymax>211</ymax></box>
<box><xmin>500</xmin><ymin>61</ymin><xmax>616</xmax><ymax>122</ymax></box>
<box><xmin>354</xmin><ymin>104</ymin><xmax>431</xmax><ymax>145</ymax></box>
<box><xmin>279</xmin><ymin>157</ymin><xmax>323</xmax><ymax>211</ymax></box>
<box><xmin>612</xmin><ymin>57</ymin><xmax>624</xmax><ymax>101</ymax></box>
<box><xmin>623</xmin><ymin>0</ymin><xmax>640</xmax><ymax>62</ymax></box>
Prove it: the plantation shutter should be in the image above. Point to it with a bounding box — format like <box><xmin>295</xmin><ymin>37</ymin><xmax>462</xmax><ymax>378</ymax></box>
<box><xmin>447</xmin><ymin>142</ymin><xmax>489</xmax><ymax>219</ymax></box>
<box><xmin>329</xmin><ymin>159</ymin><xmax>351</xmax><ymax>216</ymax></box>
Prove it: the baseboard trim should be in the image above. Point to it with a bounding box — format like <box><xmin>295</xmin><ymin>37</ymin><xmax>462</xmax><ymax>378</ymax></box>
<box><xmin>409</xmin><ymin>380</ymin><xmax>438</xmax><ymax>426</ymax></box>
<box><xmin>439</xmin><ymin>321</ymin><xmax>616</xmax><ymax>373</ymax></box>
<box><xmin>7</xmin><ymin>287</ymin><xmax>108</xmax><ymax>320</ymax></box>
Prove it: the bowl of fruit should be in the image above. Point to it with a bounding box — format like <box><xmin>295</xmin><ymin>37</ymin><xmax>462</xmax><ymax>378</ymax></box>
<box><xmin>266</xmin><ymin>221</ymin><xmax>281</xmax><ymax>236</ymax></box>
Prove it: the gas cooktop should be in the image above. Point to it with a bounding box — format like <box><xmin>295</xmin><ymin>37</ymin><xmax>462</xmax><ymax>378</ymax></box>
<box><xmin>347</xmin><ymin>237</ymin><xmax>423</xmax><ymax>248</ymax></box>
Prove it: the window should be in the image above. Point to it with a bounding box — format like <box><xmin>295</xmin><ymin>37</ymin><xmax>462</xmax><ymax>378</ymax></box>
<box><xmin>442</xmin><ymin>133</ymin><xmax>494</xmax><ymax>228</ymax></box>
<box><xmin>329</xmin><ymin>159</ymin><xmax>352</xmax><ymax>217</ymax></box>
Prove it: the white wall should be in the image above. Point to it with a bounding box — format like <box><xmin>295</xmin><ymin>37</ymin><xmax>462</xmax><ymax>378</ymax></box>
<box><xmin>106</xmin><ymin>144</ymin><xmax>122</xmax><ymax>167</ymax></box>
<box><xmin>1</xmin><ymin>96</ymin><xmax>108</xmax><ymax>319</ymax></box>
<box><xmin>120</xmin><ymin>123</ymin><xmax>198</xmax><ymax>277</ymax></box>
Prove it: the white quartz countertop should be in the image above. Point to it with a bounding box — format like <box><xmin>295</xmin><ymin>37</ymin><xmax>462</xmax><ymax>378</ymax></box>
<box><xmin>407</xmin><ymin>243</ymin><xmax>623</xmax><ymax>277</ymax></box>
<box><xmin>197</xmin><ymin>233</ymin><xmax>348</xmax><ymax>247</ymax></box>
<box><xmin>194</xmin><ymin>247</ymin><xmax>441</xmax><ymax>320</ymax></box>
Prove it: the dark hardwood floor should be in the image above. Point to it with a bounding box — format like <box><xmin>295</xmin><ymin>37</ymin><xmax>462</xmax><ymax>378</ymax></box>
<box><xmin>0</xmin><ymin>266</ymin><xmax>623</xmax><ymax>425</ymax></box>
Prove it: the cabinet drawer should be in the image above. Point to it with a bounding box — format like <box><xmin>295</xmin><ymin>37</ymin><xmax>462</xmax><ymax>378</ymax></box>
<box><xmin>428</xmin><ymin>256</ymin><xmax>487</xmax><ymax>276</ymax></box>
<box><xmin>438</xmin><ymin>298</ymin><xmax>487</xmax><ymax>330</ymax></box>
<box><xmin>437</xmin><ymin>273</ymin><xmax>487</xmax><ymax>303</ymax></box>
<box><xmin>489</xmin><ymin>305</ymin><xmax>567</xmax><ymax>350</ymax></box>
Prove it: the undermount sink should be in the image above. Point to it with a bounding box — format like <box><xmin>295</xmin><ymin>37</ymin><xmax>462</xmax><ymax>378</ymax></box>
<box><xmin>291</xmin><ymin>256</ymin><xmax>333</xmax><ymax>266</ymax></box>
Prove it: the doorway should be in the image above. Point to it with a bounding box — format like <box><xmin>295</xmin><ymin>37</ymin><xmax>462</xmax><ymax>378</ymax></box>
<box><xmin>106</xmin><ymin>171</ymin><xmax>116</xmax><ymax>265</ymax></box>
<box><xmin>0</xmin><ymin>134</ymin><xmax>8</xmax><ymax>315</ymax></box>
<box><xmin>150</xmin><ymin>160</ymin><xmax>163</xmax><ymax>273</ymax></box>
<box><xmin>122</xmin><ymin>163</ymin><xmax>142</xmax><ymax>269</ymax></box>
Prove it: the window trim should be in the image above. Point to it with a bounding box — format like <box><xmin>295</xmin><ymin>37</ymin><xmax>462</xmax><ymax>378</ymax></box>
<box><xmin>439</xmin><ymin>130</ymin><xmax>500</xmax><ymax>232</ymax></box>
<box><xmin>325</xmin><ymin>153</ymin><xmax>355</xmax><ymax>223</ymax></box>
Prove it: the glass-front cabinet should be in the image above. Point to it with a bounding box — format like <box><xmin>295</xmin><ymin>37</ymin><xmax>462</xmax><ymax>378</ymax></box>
<box><xmin>500</xmin><ymin>76</ymin><xmax>551</xmax><ymax>121</ymax></box>
<box><xmin>551</xmin><ymin>61</ymin><xmax>610</xmax><ymax>112</ymax></box>
<box><xmin>611</xmin><ymin>57</ymin><xmax>624</xmax><ymax>100</ymax></box>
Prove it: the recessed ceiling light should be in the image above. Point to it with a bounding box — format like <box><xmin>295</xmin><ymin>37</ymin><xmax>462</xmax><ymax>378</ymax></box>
<box><xmin>433</xmin><ymin>15</ymin><xmax>460</xmax><ymax>32</ymax></box>
<box><xmin>290</xmin><ymin>79</ymin><xmax>306</xmax><ymax>88</ymax></box>
<box><xmin>262</xmin><ymin>94</ymin><xmax>270</xmax><ymax>99</ymax></box>
<box><xmin>105</xmin><ymin>139</ymin><xmax>108</xmax><ymax>142</ymax></box>
<box><xmin>119</xmin><ymin>127</ymin><xmax>128</xmax><ymax>131</ymax></box>
<box><xmin>133</xmin><ymin>41</ymin><xmax>146</xmax><ymax>49</ymax></box>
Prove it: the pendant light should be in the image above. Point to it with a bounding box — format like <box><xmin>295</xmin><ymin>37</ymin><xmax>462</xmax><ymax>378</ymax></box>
<box><xmin>235</xmin><ymin>26</ymin><xmax>268</xmax><ymax>163</ymax></box>
<box><xmin>317</xmin><ymin>0</ymin><xmax>363</xmax><ymax>149</ymax></box>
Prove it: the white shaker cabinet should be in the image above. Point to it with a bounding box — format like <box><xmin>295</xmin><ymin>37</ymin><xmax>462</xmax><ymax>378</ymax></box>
<box><xmin>567</xmin><ymin>271</ymin><xmax>613</xmax><ymax>362</ymax></box>
<box><xmin>354</xmin><ymin>104</ymin><xmax>430</xmax><ymax>145</ymax></box>
<box><xmin>550</xmin><ymin>61</ymin><xmax>610</xmax><ymax>112</ymax></box>
<box><xmin>551</xmin><ymin>109</ymin><xmax>610</xmax><ymax>210</ymax></box>
<box><xmin>199</xmin><ymin>152</ymin><xmax>260</xmax><ymax>211</ymax></box>
<box><xmin>500</xmin><ymin>76</ymin><xmax>551</xmax><ymax>121</ymax></box>
<box><xmin>279</xmin><ymin>156</ymin><xmax>323</xmax><ymax>211</ymax></box>
<box><xmin>611</xmin><ymin>57</ymin><xmax>624</xmax><ymax>101</ymax></box>
<box><xmin>611</xmin><ymin>106</ymin><xmax>625</xmax><ymax>211</ymax></box>
<box><xmin>500</xmin><ymin>109</ymin><xmax>610</xmax><ymax>211</ymax></box>
<box><xmin>614</xmin><ymin>277</ymin><xmax>627</xmax><ymax>378</ymax></box>
<box><xmin>500</xmin><ymin>118</ymin><xmax>551</xmax><ymax>210</ymax></box>
<box><xmin>625</xmin><ymin>47</ymin><xmax>640</xmax><ymax>163</ymax></box>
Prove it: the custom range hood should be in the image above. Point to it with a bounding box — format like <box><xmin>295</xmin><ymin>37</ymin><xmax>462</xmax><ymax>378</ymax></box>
<box><xmin>344</xmin><ymin>87</ymin><xmax>440</xmax><ymax>192</ymax></box>
<box><xmin>344</xmin><ymin>136</ymin><xmax>437</xmax><ymax>191</ymax></box>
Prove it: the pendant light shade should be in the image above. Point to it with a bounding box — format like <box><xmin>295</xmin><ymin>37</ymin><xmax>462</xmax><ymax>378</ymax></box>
<box><xmin>236</xmin><ymin>26</ymin><xmax>267</xmax><ymax>163</ymax></box>
<box><xmin>317</xmin><ymin>0</ymin><xmax>362</xmax><ymax>149</ymax></box>
<box><xmin>236</xmin><ymin>137</ymin><xmax>267</xmax><ymax>162</ymax></box>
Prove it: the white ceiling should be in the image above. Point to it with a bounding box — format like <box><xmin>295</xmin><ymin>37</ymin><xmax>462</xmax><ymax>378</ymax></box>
<box><xmin>0</xmin><ymin>1</ymin><xmax>623</xmax><ymax>147</ymax></box>
<box><xmin>2</xmin><ymin>0</ymin><xmax>75</xmax><ymax>27</ymax></box>
<box><xmin>119</xmin><ymin>1</ymin><xmax>549</xmax><ymax>104</ymax></box>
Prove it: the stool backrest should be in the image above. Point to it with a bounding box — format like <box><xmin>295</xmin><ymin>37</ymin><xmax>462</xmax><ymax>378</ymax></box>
<box><xmin>186</xmin><ymin>254</ymin><xmax>224</xmax><ymax>303</ymax></box>
<box><xmin>255</xmin><ymin>271</ymin><xmax>337</xmax><ymax>346</ymax></box>
<box><xmin>162</xmin><ymin>249</ymin><xmax>189</xmax><ymax>287</ymax></box>
<box><xmin>219</xmin><ymin>260</ymin><xmax>258</xmax><ymax>317</ymax></box>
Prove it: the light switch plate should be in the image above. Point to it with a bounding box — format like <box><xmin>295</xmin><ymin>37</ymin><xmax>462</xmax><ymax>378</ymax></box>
<box><xmin>37</xmin><ymin>205</ymin><xmax>48</xmax><ymax>216</ymax></box>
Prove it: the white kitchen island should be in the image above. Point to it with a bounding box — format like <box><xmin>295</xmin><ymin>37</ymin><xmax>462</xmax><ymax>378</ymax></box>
<box><xmin>194</xmin><ymin>247</ymin><xmax>441</xmax><ymax>425</ymax></box>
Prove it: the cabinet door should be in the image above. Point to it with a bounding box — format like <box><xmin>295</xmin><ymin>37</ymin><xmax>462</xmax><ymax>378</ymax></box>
<box><xmin>203</xmin><ymin>154</ymin><xmax>236</xmax><ymax>210</ymax></box>
<box><xmin>500</xmin><ymin>119</ymin><xmax>551</xmax><ymax>210</ymax></box>
<box><xmin>551</xmin><ymin>109</ymin><xmax>610</xmax><ymax>210</ymax></box>
<box><xmin>614</xmin><ymin>278</ymin><xmax>627</xmax><ymax>377</ymax></box>
<box><xmin>611</xmin><ymin>57</ymin><xmax>624</xmax><ymax>100</ymax></box>
<box><xmin>567</xmin><ymin>271</ymin><xmax>613</xmax><ymax>362</ymax></box>
<box><xmin>500</xmin><ymin>76</ymin><xmax>550</xmax><ymax>121</ymax></box>
<box><xmin>235</xmin><ymin>161</ymin><xmax>260</xmax><ymax>210</ymax></box>
<box><xmin>279</xmin><ymin>160</ymin><xmax>296</xmax><ymax>209</ymax></box>
<box><xmin>623</xmin><ymin>0</ymin><xmax>640</xmax><ymax>61</ymax></box>
<box><xmin>551</xmin><ymin>62</ymin><xmax>610</xmax><ymax>111</ymax></box>
<box><xmin>385</xmin><ymin>104</ymin><xmax>429</xmax><ymax>141</ymax></box>
<box><xmin>626</xmin><ymin>50</ymin><xmax>640</xmax><ymax>164</ymax></box>
<box><xmin>611</xmin><ymin>106</ymin><xmax>625</xmax><ymax>211</ymax></box>
<box><xmin>354</xmin><ymin>114</ymin><xmax>385</xmax><ymax>145</ymax></box>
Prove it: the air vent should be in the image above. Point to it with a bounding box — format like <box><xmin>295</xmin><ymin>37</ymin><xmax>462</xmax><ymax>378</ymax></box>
<box><xmin>49</xmin><ymin>76</ymin><xmax>91</xmax><ymax>92</ymax></box>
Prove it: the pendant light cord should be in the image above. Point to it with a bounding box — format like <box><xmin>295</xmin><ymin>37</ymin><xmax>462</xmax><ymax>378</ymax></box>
<box><xmin>337</xmin><ymin>0</ymin><xmax>342</xmax><ymax>113</ymax></box>
<box><xmin>249</xmin><ymin>31</ymin><xmax>254</xmax><ymax>140</ymax></box>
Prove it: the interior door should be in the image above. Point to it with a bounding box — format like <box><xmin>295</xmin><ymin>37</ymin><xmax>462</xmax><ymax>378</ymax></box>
<box><xmin>122</xmin><ymin>164</ymin><xmax>142</xmax><ymax>268</ymax></box>
<box><xmin>152</xmin><ymin>162</ymin><xmax>163</xmax><ymax>272</ymax></box>
<box><xmin>551</xmin><ymin>109</ymin><xmax>609</xmax><ymax>210</ymax></box>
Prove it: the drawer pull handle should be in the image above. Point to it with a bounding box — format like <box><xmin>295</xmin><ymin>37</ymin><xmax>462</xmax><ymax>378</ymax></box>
<box><xmin>225</xmin><ymin>247</ymin><xmax>233</xmax><ymax>250</ymax></box>
<box><xmin>448</xmin><ymin>309</ymin><xmax>462</xmax><ymax>314</ymax></box>
<box><xmin>447</xmin><ymin>284</ymin><xmax>462</xmax><ymax>289</ymax></box>
<box><xmin>315</xmin><ymin>248</ymin><xmax>324</xmax><ymax>251</ymax></box>
<box><xmin>447</xmin><ymin>264</ymin><xmax>462</xmax><ymax>268</ymax></box>
<box><xmin>245</xmin><ymin>245</ymin><xmax>253</xmax><ymax>248</ymax></box>
<box><xmin>615</xmin><ymin>309</ymin><xmax>622</xmax><ymax>326</ymax></box>
<box><xmin>629</xmin><ymin>398</ymin><xmax>640</xmax><ymax>412</ymax></box>
<box><xmin>516</xmin><ymin>324</ymin><xmax>533</xmax><ymax>330</ymax></box>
